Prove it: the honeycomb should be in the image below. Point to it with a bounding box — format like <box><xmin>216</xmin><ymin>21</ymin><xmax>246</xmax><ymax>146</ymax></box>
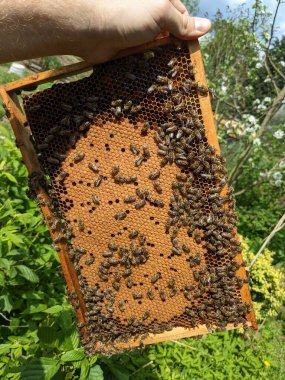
<box><xmin>22</xmin><ymin>42</ymin><xmax>255</xmax><ymax>355</ymax></box>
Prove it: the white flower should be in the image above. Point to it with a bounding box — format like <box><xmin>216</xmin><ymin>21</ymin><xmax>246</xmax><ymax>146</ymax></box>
<box><xmin>275</xmin><ymin>179</ymin><xmax>282</xmax><ymax>187</ymax></box>
<box><xmin>264</xmin><ymin>77</ymin><xmax>271</xmax><ymax>83</ymax></box>
<box><xmin>221</xmin><ymin>85</ymin><xmax>227</xmax><ymax>94</ymax></box>
<box><xmin>256</xmin><ymin>62</ymin><xmax>263</xmax><ymax>69</ymax></box>
<box><xmin>272</xmin><ymin>172</ymin><xmax>283</xmax><ymax>181</ymax></box>
<box><xmin>273</xmin><ymin>130</ymin><xmax>284</xmax><ymax>139</ymax></box>
<box><xmin>247</xmin><ymin>115</ymin><xmax>257</xmax><ymax>124</ymax></box>
<box><xmin>279</xmin><ymin>160</ymin><xmax>285</xmax><ymax>169</ymax></box>
<box><xmin>253</xmin><ymin>138</ymin><xmax>261</xmax><ymax>146</ymax></box>
<box><xmin>280</xmin><ymin>61</ymin><xmax>285</xmax><ymax>67</ymax></box>
<box><xmin>264</xmin><ymin>97</ymin><xmax>272</xmax><ymax>103</ymax></box>
<box><xmin>257</xmin><ymin>104</ymin><xmax>267</xmax><ymax>111</ymax></box>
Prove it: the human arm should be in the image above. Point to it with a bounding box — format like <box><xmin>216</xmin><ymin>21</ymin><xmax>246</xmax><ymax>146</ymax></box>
<box><xmin>0</xmin><ymin>0</ymin><xmax>211</xmax><ymax>64</ymax></box>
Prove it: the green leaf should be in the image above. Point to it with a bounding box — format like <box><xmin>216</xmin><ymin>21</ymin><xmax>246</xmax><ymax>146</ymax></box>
<box><xmin>61</xmin><ymin>349</ymin><xmax>85</xmax><ymax>362</ymax></box>
<box><xmin>20</xmin><ymin>358</ymin><xmax>60</xmax><ymax>380</ymax></box>
<box><xmin>16</xmin><ymin>265</ymin><xmax>39</xmax><ymax>283</ymax></box>
<box><xmin>80</xmin><ymin>358</ymin><xmax>90</xmax><ymax>380</ymax></box>
<box><xmin>3</xmin><ymin>171</ymin><xmax>18</xmax><ymax>184</ymax></box>
<box><xmin>43</xmin><ymin>305</ymin><xmax>63</xmax><ymax>314</ymax></box>
<box><xmin>87</xmin><ymin>365</ymin><xmax>104</xmax><ymax>380</ymax></box>
<box><xmin>0</xmin><ymin>294</ymin><xmax>13</xmax><ymax>312</ymax></box>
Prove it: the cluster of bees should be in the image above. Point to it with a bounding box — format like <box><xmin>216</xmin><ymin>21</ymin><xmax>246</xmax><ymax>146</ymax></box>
<box><xmin>24</xmin><ymin>44</ymin><xmax>251</xmax><ymax>355</ymax></box>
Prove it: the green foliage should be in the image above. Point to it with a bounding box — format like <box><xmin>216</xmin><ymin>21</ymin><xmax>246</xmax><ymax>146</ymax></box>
<box><xmin>242</xmin><ymin>238</ymin><xmax>285</xmax><ymax>319</ymax></box>
<box><xmin>109</xmin><ymin>321</ymin><xmax>285</xmax><ymax>379</ymax></box>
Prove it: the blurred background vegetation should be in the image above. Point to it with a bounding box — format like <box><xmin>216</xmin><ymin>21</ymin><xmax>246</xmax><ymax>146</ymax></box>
<box><xmin>0</xmin><ymin>0</ymin><xmax>284</xmax><ymax>379</ymax></box>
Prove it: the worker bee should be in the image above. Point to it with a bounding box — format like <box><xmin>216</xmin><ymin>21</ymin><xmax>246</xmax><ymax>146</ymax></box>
<box><xmin>91</xmin><ymin>194</ymin><xmax>100</xmax><ymax>205</ymax></box>
<box><xmin>108</xmin><ymin>242</ymin><xmax>118</xmax><ymax>252</ymax></box>
<box><xmin>147</xmin><ymin>287</ymin><xmax>154</xmax><ymax>300</ymax></box>
<box><xmin>142</xmin><ymin>144</ymin><xmax>150</xmax><ymax>159</ymax></box>
<box><xmin>50</xmin><ymin>219</ymin><xmax>60</xmax><ymax>233</ymax></box>
<box><xmin>129</xmin><ymin>230</ymin><xmax>138</xmax><ymax>239</ymax></box>
<box><xmin>130</xmin><ymin>105</ymin><xmax>142</xmax><ymax>114</ymax></box>
<box><xmin>111</xmin><ymin>165</ymin><xmax>120</xmax><ymax>177</ymax></box>
<box><xmin>126</xmin><ymin>278</ymin><xmax>133</xmax><ymax>288</ymax></box>
<box><xmin>74</xmin><ymin>153</ymin><xmax>85</xmax><ymax>163</ymax></box>
<box><xmin>93</xmin><ymin>175</ymin><xmax>103</xmax><ymax>187</ymax></box>
<box><xmin>59</xmin><ymin>171</ymin><xmax>68</xmax><ymax>181</ymax></box>
<box><xmin>141</xmin><ymin>122</ymin><xmax>150</xmax><ymax>135</ymax></box>
<box><xmin>147</xmin><ymin>84</ymin><xmax>157</xmax><ymax>94</ymax></box>
<box><xmin>182</xmin><ymin>243</ymin><xmax>190</xmax><ymax>253</ymax></box>
<box><xmin>130</xmin><ymin>144</ymin><xmax>140</xmax><ymax>155</ymax></box>
<box><xmin>142</xmin><ymin>310</ymin><xmax>150</xmax><ymax>320</ymax></box>
<box><xmin>111</xmin><ymin>106</ymin><xmax>122</xmax><ymax>118</ymax></box>
<box><xmin>47</xmin><ymin>156</ymin><xmax>59</xmax><ymax>165</ymax></box>
<box><xmin>85</xmin><ymin>256</ymin><xmax>95</xmax><ymax>265</ymax></box>
<box><xmin>153</xmin><ymin>182</ymin><xmax>162</xmax><ymax>194</ymax></box>
<box><xmin>149</xmin><ymin>169</ymin><xmax>160</xmax><ymax>180</ymax></box>
<box><xmin>124</xmin><ymin>196</ymin><xmax>136</xmax><ymax>204</ymax></box>
<box><xmin>112</xmin><ymin>281</ymin><xmax>120</xmax><ymax>291</ymax></box>
<box><xmin>167</xmin><ymin>57</ymin><xmax>178</xmax><ymax>68</ymax></box>
<box><xmin>135</xmin><ymin>156</ymin><xmax>144</xmax><ymax>167</ymax></box>
<box><xmin>151</xmin><ymin>272</ymin><xmax>161</xmax><ymax>284</ymax></box>
<box><xmin>135</xmin><ymin>200</ymin><xmax>146</xmax><ymax>210</ymax></box>
<box><xmin>88</xmin><ymin>162</ymin><xmax>99</xmax><ymax>173</ymax></box>
<box><xmin>123</xmin><ymin>100</ymin><xmax>133</xmax><ymax>111</ymax></box>
<box><xmin>133</xmin><ymin>293</ymin><xmax>143</xmax><ymax>300</ymax></box>
<box><xmin>118</xmin><ymin>300</ymin><xmax>125</xmax><ymax>312</ymax></box>
<box><xmin>159</xmin><ymin>289</ymin><xmax>166</xmax><ymax>302</ymax></box>
<box><xmin>37</xmin><ymin>143</ymin><xmax>49</xmax><ymax>151</ymax></box>
<box><xmin>115</xmin><ymin>211</ymin><xmax>127</xmax><ymax>221</ymax></box>
<box><xmin>78</xmin><ymin>120</ymin><xmax>91</xmax><ymax>132</ymax></box>
<box><xmin>78</xmin><ymin>219</ymin><xmax>85</xmax><ymax>232</ymax></box>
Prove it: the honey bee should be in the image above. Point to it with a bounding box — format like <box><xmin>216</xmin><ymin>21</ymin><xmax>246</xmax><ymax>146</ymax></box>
<box><xmin>151</xmin><ymin>272</ymin><xmax>161</xmax><ymax>284</ymax></box>
<box><xmin>129</xmin><ymin>229</ymin><xmax>138</xmax><ymax>239</ymax></box>
<box><xmin>111</xmin><ymin>165</ymin><xmax>120</xmax><ymax>177</ymax></box>
<box><xmin>135</xmin><ymin>200</ymin><xmax>146</xmax><ymax>209</ymax></box>
<box><xmin>126</xmin><ymin>278</ymin><xmax>133</xmax><ymax>288</ymax></box>
<box><xmin>142</xmin><ymin>310</ymin><xmax>150</xmax><ymax>320</ymax></box>
<box><xmin>59</xmin><ymin>171</ymin><xmax>68</xmax><ymax>181</ymax></box>
<box><xmin>85</xmin><ymin>256</ymin><xmax>95</xmax><ymax>265</ymax></box>
<box><xmin>114</xmin><ymin>211</ymin><xmax>127</xmax><ymax>221</ymax></box>
<box><xmin>88</xmin><ymin>162</ymin><xmax>99</xmax><ymax>173</ymax></box>
<box><xmin>37</xmin><ymin>143</ymin><xmax>49</xmax><ymax>151</ymax></box>
<box><xmin>135</xmin><ymin>156</ymin><xmax>144</xmax><ymax>167</ymax></box>
<box><xmin>108</xmin><ymin>242</ymin><xmax>118</xmax><ymax>251</ymax></box>
<box><xmin>78</xmin><ymin>219</ymin><xmax>85</xmax><ymax>232</ymax></box>
<box><xmin>159</xmin><ymin>289</ymin><xmax>166</xmax><ymax>302</ymax></box>
<box><xmin>112</xmin><ymin>281</ymin><xmax>120</xmax><ymax>291</ymax></box>
<box><xmin>47</xmin><ymin>157</ymin><xmax>59</xmax><ymax>165</ymax></box>
<box><xmin>50</xmin><ymin>219</ymin><xmax>60</xmax><ymax>233</ymax></box>
<box><xmin>147</xmin><ymin>287</ymin><xmax>154</xmax><ymax>300</ymax></box>
<box><xmin>142</xmin><ymin>144</ymin><xmax>150</xmax><ymax>159</ymax></box>
<box><xmin>182</xmin><ymin>244</ymin><xmax>190</xmax><ymax>253</ymax></box>
<box><xmin>153</xmin><ymin>182</ymin><xmax>162</xmax><ymax>194</ymax></box>
<box><xmin>124</xmin><ymin>196</ymin><xmax>136</xmax><ymax>204</ymax></box>
<box><xmin>94</xmin><ymin>175</ymin><xmax>103</xmax><ymax>187</ymax></box>
<box><xmin>130</xmin><ymin>144</ymin><xmax>140</xmax><ymax>155</ymax></box>
<box><xmin>78</xmin><ymin>120</ymin><xmax>91</xmax><ymax>132</ymax></box>
<box><xmin>141</xmin><ymin>122</ymin><xmax>150</xmax><ymax>135</ymax></box>
<box><xmin>102</xmin><ymin>251</ymin><xmax>113</xmax><ymax>258</ymax></box>
<box><xmin>167</xmin><ymin>57</ymin><xmax>178</xmax><ymax>68</ymax></box>
<box><xmin>149</xmin><ymin>169</ymin><xmax>160</xmax><ymax>180</ymax></box>
<box><xmin>118</xmin><ymin>300</ymin><xmax>125</xmax><ymax>312</ymax></box>
<box><xmin>133</xmin><ymin>293</ymin><xmax>143</xmax><ymax>300</ymax></box>
<box><xmin>74</xmin><ymin>153</ymin><xmax>85</xmax><ymax>163</ymax></box>
<box><xmin>147</xmin><ymin>84</ymin><xmax>157</xmax><ymax>94</ymax></box>
<box><xmin>91</xmin><ymin>194</ymin><xmax>100</xmax><ymax>205</ymax></box>
<box><xmin>123</xmin><ymin>100</ymin><xmax>133</xmax><ymax>111</ymax></box>
<box><xmin>111</xmin><ymin>106</ymin><xmax>122</xmax><ymax>118</ymax></box>
<box><xmin>130</xmin><ymin>105</ymin><xmax>142</xmax><ymax>114</ymax></box>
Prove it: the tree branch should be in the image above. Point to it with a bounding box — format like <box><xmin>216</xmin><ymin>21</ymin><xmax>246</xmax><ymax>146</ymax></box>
<box><xmin>248</xmin><ymin>212</ymin><xmax>285</xmax><ymax>270</ymax></box>
<box><xmin>229</xmin><ymin>84</ymin><xmax>285</xmax><ymax>186</ymax></box>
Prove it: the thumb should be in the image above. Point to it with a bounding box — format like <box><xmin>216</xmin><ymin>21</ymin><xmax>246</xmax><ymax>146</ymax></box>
<box><xmin>159</xmin><ymin>3</ymin><xmax>211</xmax><ymax>39</ymax></box>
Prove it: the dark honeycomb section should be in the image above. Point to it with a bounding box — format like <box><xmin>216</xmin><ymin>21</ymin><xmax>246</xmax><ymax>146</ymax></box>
<box><xmin>23</xmin><ymin>44</ymin><xmax>253</xmax><ymax>355</ymax></box>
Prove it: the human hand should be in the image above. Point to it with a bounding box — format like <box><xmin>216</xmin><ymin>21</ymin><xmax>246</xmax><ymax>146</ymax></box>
<box><xmin>0</xmin><ymin>0</ymin><xmax>211</xmax><ymax>64</ymax></box>
<box><xmin>73</xmin><ymin>0</ymin><xmax>211</xmax><ymax>63</ymax></box>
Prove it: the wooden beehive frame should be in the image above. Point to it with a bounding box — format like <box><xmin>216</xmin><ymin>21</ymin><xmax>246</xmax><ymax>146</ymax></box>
<box><xmin>0</xmin><ymin>38</ymin><xmax>257</xmax><ymax>352</ymax></box>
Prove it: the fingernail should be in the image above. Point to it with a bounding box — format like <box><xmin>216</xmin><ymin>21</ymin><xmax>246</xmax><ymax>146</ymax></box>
<box><xmin>194</xmin><ymin>17</ymin><xmax>211</xmax><ymax>33</ymax></box>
